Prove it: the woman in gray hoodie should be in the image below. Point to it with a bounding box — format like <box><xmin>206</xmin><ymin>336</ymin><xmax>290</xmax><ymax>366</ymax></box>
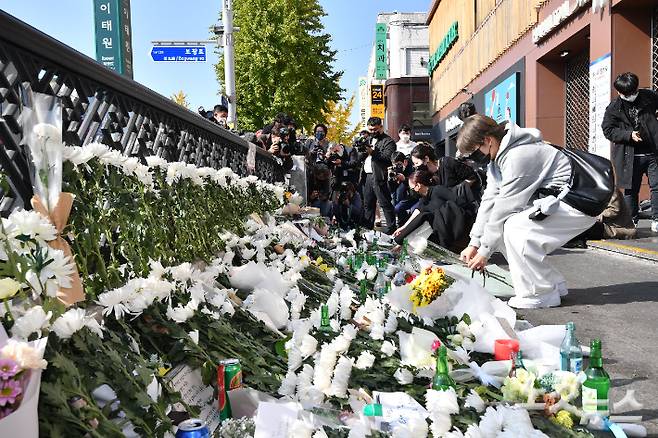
<box><xmin>457</xmin><ymin>115</ymin><xmax>596</xmax><ymax>309</ymax></box>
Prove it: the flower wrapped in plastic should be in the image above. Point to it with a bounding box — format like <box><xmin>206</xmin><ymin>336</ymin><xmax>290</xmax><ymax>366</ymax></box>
<box><xmin>409</xmin><ymin>266</ymin><xmax>454</xmax><ymax>310</ymax></box>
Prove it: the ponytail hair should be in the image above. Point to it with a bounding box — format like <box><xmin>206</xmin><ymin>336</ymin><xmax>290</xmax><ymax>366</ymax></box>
<box><xmin>456</xmin><ymin>114</ymin><xmax>507</xmax><ymax>155</ymax></box>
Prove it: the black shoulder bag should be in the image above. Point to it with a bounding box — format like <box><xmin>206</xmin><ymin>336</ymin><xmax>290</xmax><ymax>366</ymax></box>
<box><xmin>550</xmin><ymin>144</ymin><xmax>615</xmax><ymax>217</ymax></box>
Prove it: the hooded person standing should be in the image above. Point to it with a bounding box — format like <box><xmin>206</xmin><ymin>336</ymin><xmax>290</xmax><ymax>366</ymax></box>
<box><xmin>457</xmin><ymin>115</ymin><xmax>596</xmax><ymax>309</ymax></box>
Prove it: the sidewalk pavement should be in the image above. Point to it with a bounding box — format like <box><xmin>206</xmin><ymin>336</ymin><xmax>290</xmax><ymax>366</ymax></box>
<box><xmin>587</xmin><ymin>219</ymin><xmax>658</xmax><ymax>262</ymax></box>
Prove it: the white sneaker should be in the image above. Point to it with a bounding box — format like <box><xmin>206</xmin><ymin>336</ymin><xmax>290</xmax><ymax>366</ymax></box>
<box><xmin>556</xmin><ymin>282</ymin><xmax>569</xmax><ymax>297</ymax></box>
<box><xmin>508</xmin><ymin>290</ymin><xmax>561</xmax><ymax>309</ymax></box>
<box><xmin>651</xmin><ymin>220</ymin><xmax>658</xmax><ymax>233</ymax></box>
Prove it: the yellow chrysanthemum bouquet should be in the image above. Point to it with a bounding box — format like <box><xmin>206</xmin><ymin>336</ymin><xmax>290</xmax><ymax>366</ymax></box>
<box><xmin>409</xmin><ymin>266</ymin><xmax>454</xmax><ymax>310</ymax></box>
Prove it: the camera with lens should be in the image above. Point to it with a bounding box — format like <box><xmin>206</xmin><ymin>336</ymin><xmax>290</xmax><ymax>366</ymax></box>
<box><xmin>197</xmin><ymin>106</ymin><xmax>214</xmax><ymax>121</ymax></box>
<box><xmin>388</xmin><ymin>162</ymin><xmax>405</xmax><ymax>182</ymax></box>
<box><xmin>336</xmin><ymin>181</ymin><xmax>353</xmax><ymax>205</ymax></box>
<box><xmin>276</xmin><ymin>127</ymin><xmax>291</xmax><ymax>155</ymax></box>
<box><xmin>353</xmin><ymin>135</ymin><xmax>370</xmax><ymax>154</ymax></box>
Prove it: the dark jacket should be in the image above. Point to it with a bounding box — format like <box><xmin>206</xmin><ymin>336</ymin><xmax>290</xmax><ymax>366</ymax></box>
<box><xmin>602</xmin><ymin>89</ymin><xmax>658</xmax><ymax>188</ymax></box>
<box><xmin>367</xmin><ymin>133</ymin><xmax>397</xmax><ymax>183</ymax></box>
<box><xmin>436</xmin><ymin>156</ymin><xmax>479</xmax><ymax>189</ymax></box>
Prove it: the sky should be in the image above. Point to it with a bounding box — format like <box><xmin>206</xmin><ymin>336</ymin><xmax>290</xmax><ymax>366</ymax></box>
<box><xmin>0</xmin><ymin>0</ymin><xmax>429</xmax><ymax>128</ymax></box>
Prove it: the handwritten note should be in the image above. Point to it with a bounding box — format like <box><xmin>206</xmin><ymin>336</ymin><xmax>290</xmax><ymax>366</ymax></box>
<box><xmin>165</xmin><ymin>364</ymin><xmax>221</xmax><ymax>433</ymax></box>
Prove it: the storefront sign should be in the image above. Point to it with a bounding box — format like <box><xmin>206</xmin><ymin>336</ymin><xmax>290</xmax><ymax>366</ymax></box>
<box><xmin>359</xmin><ymin>77</ymin><xmax>369</xmax><ymax>128</ymax></box>
<box><xmin>94</xmin><ymin>0</ymin><xmax>133</xmax><ymax>77</ymax></box>
<box><xmin>427</xmin><ymin>21</ymin><xmax>458</xmax><ymax>76</ymax></box>
<box><xmin>588</xmin><ymin>53</ymin><xmax>611</xmax><ymax>159</ymax></box>
<box><xmin>532</xmin><ymin>0</ymin><xmax>590</xmax><ymax>44</ymax></box>
<box><xmin>375</xmin><ymin>23</ymin><xmax>388</xmax><ymax>80</ymax></box>
<box><xmin>445</xmin><ymin>115</ymin><xmax>463</xmax><ymax>133</ymax></box>
<box><xmin>485</xmin><ymin>72</ymin><xmax>519</xmax><ymax>125</ymax></box>
<box><xmin>370</xmin><ymin>84</ymin><xmax>385</xmax><ymax>119</ymax></box>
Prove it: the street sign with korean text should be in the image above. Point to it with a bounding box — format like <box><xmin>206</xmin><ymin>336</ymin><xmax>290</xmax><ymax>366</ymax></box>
<box><xmin>370</xmin><ymin>84</ymin><xmax>385</xmax><ymax>119</ymax></box>
<box><xmin>375</xmin><ymin>23</ymin><xmax>387</xmax><ymax>80</ymax></box>
<box><xmin>150</xmin><ymin>46</ymin><xmax>207</xmax><ymax>62</ymax></box>
<box><xmin>94</xmin><ymin>0</ymin><xmax>133</xmax><ymax>78</ymax></box>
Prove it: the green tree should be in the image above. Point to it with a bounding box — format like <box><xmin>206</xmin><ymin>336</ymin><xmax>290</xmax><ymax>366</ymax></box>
<box><xmin>215</xmin><ymin>0</ymin><xmax>343</xmax><ymax>131</ymax></box>
<box><xmin>170</xmin><ymin>90</ymin><xmax>190</xmax><ymax>109</ymax></box>
<box><xmin>322</xmin><ymin>95</ymin><xmax>361</xmax><ymax>145</ymax></box>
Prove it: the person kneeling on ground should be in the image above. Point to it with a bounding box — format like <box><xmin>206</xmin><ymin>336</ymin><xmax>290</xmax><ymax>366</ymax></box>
<box><xmin>574</xmin><ymin>187</ymin><xmax>637</xmax><ymax>242</ymax></box>
<box><xmin>457</xmin><ymin>115</ymin><xmax>597</xmax><ymax>309</ymax></box>
<box><xmin>392</xmin><ymin>170</ymin><xmax>474</xmax><ymax>252</ymax></box>
<box><xmin>332</xmin><ymin>182</ymin><xmax>363</xmax><ymax>230</ymax></box>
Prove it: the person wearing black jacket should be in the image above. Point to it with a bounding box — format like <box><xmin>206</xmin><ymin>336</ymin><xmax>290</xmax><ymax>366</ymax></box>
<box><xmin>362</xmin><ymin>117</ymin><xmax>397</xmax><ymax>233</ymax></box>
<box><xmin>392</xmin><ymin>170</ymin><xmax>473</xmax><ymax>251</ymax></box>
<box><xmin>602</xmin><ymin>72</ymin><xmax>658</xmax><ymax>231</ymax></box>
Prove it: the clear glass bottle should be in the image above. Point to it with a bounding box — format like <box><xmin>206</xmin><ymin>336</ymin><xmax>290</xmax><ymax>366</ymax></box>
<box><xmin>560</xmin><ymin>322</ymin><xmax>583</xmax><ymax>373</ymax></box>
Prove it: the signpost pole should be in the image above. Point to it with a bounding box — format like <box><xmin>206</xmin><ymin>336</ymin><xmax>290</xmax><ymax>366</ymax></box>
<box><xmin>222</xmin><ymin>0</ymin><xmax>238</xmax><ymax>130</ymax></box>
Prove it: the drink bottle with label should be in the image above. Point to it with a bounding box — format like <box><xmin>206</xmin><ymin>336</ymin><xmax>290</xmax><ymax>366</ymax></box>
<box><xmin>582</xmin><ymin>339</ymin><xmax>610</xmax><ymax>415</ymax></box>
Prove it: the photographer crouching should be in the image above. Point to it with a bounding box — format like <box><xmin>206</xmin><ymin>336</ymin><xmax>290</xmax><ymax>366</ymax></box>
<box><xmin>388</xmin><ymin>152</ymin><xmax>416</xmax><ymax>225</ymax></box>
<box><xmin>361</xmin><ymin>117</ymin><xmax>397</xmax><ymax>234</ymax></box>
<box><xmin>333</xmin><ymin>181</ymin><xmax>363</xmax><ymax>230</ymax></box>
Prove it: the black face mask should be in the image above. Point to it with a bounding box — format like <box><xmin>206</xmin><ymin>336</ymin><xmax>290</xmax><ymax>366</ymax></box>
<box><xmin>414</xmin><ymin>164</ymin><xmax>429</xmax><ymax>172</ymax></box>
<box><xmin>467</xmin><ymin>149</ymin><xmax>490</xmax><ymax>164</ymax></box>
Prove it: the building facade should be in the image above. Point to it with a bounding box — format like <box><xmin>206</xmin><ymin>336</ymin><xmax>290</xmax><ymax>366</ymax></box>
<box><xmin>363</xmin><ymin>12</ymin><xmax>432</xmax><ymax>141</ymax></box>
<box><xmin>427</xmin><ymin>0</ymin><xmax>657</xmax><ymax>205</ymax></box>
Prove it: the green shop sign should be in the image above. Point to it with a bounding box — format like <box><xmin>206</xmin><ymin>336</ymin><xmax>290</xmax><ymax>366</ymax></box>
<box><xmin>427</xmin><ymin>21</ymin><xmax>458</xmax><ymax>76</ymax></box>
<box><xmin>375</xmin><ymin>23</ymin><xmax>388</xmax><ymax>80</ymax></box>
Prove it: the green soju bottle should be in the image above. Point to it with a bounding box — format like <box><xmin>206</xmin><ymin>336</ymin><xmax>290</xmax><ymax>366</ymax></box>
<box><xmin>318</xmin><ymin>304</ymin><xmax>332</xmax><ymax>333</ymax></box>
<box><xmin>359</xmin><ymin>279</ymin><xmax>368</xmax><ymax>303</ymax></box>
<box><xmin>560</xmin><ymin>322</ymin><xmax>583</xmax><ymax>373</ymax></box>
<box><xmin>582</xmin><ymin>339</ymin><xmax>610</xmax><ymax>415</ymax></box>
<box><xmin>431</xmin><ymin>345</ymin><xmax>456</xmax><ymax>390</ymax></box>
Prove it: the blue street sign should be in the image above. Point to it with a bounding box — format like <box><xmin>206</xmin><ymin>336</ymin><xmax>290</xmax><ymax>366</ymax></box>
<box><xmin>150</xmin><ymin>46</ymin><xmax>207</xmax><ymax>62</ymax></box>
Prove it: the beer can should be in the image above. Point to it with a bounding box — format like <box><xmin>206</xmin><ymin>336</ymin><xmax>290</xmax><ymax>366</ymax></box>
<box><xmin>175</xmin><ymin>419</ymin><xmax>210</xmax><ymax>438</ymax></box>
<box><xmin>217</xmin><ymin>359</ymin><xmax>243</xmax><ymax>421</ymax></box>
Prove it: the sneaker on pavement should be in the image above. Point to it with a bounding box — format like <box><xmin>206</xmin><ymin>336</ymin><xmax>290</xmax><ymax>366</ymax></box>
<box><xmin>652</xmin><ymin>220</ymin><xmax>658</xmax><ymax>233</ymax></box>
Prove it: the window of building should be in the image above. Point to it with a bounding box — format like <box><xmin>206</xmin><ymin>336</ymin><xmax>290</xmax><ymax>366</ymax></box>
<box><xmin>412</xmin><ymin>102</ymin><xmax>433</xmax><ymax>127</ymax></box>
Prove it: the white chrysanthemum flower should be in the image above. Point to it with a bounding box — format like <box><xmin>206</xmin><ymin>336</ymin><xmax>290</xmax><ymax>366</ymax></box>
<box><xmin>384</xmin><ymin>311</ymin><xmax>398</xmax><ymax>334</ymax></box>
<box><xmin>166</xmin><ymin>304</ymin><xmax>195</xmax><ymax>323</ymax></box>
<box><xmin>41</xmin><ymin>248</ymin><xmax>75</xmax><ymax>289</ymax></box>
<box><xmin>327</xmin><ymin>356</ymin><xmax>353</xmax><ymax>398</ymax></box>
<box><xmin>369</xmin><ymin>323</ymin><xmax>384</xmax><ymax>340</ymax></box>
<box><xmin>394</xmin><ymin>367</ymin><xmax>414</xmax><ymax>384</ymax></box>
<box><xmin>97</xmin><ymin>287</ymin><xmax>133</xmax><ymax>319</ymax></box>
<box><xmin>477</xmin><ymin>406</ymin><xmax>505</xmax><ymax>437</ymax></box>
<box><xmin>354</xmin><ymin>351</ymin><xmax>376</xmax><ymax>370</ymax></box>
<box><xmin>465</xmin><ymin>389</ymin><xmax>486</xmax><ymax>413</ymax></box>
<box><xmin>12</xmin><ymin>306</ymin><xmax>52</xmax><ymax>339</ymax></box>
<box><xmin>3</xmin><ymin>209</ymin><xmax>57</xmax><ymax>244</ymax></box>
<box><xmin>148</xmin><ymin>259</ymin><xmax>167</xmax><ymax>279</ymax></box>
<box><xmin>381</xmin><ymin>340</ymin><xmax>396</xmax><ymax>357</ymax></box>
<box><xmin>51</xmin><ymin>308</ymin><xmax>86</xmax><ymax>339</ymax></box>
<box><xmin>278</xmin><ymin>370</ymin><xmax>297</xmax><ymax>397</ymax></box>
<box><xmin>313</xmin><ymin>344</ymin><xmax>338</xmax><ymax>393</ymax></box>
<box><xmin>145</xmin><ymin>155</ymin><xmax>168</xmax><ymax>167</ymax></box>
<box><xmin>339</xmin><ymin>286</ymin><xmax>354</xmax><ymax>320</ymax></box>
<box><xmin>429</xmin><ymin>412</ymin><xmax>452</xmax><ymax>438</ymax></box>
<box><xmin>299</xmin><ymin>334</ymin><xmax>318</xmax><ymax>357</ymax></box>
<box><xmin>426</xmin><ymin>387</ymin><xmax>460</xmax><ymax>415</ymax></box>
<box><xmin>169</xmin><ymin>262</ymin><xmax>196</xmax><ymax>283</ymax></box>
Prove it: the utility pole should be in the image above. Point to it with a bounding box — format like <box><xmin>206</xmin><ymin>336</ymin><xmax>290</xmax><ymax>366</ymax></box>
<box><xmin>221</xmin><ymin>0</ymin><xmax>237</xmax><ymax>130</ymax></box>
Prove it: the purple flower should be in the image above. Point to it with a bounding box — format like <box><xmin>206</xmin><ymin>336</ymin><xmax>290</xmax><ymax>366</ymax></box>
<box><xmin>0</xmin><ymin>359</ymin><xmax>19</xmax><ymax>380</ymax></box>
<box><xmin>0</xmin><ymin>379</ymin><xmax>22</xmax><ymax>406</ymax></box>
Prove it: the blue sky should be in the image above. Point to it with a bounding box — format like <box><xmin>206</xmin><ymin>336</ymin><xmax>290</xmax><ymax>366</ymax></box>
<box><xmin>1</xmin><ymin>0</ymin><xmax>429</xmax><ymax>127</ymax></box>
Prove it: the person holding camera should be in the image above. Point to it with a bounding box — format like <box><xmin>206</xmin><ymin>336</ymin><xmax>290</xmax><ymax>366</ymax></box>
<box><xmin>387</xmin><ymin>152</ymin><xmax>416</xmax><ymax>225</ymax></box>
<box><xmin>213</xmin><ymin>104</ymin><xmax>229</xmax><ymax>127</ymax></box>
<box><xmin>306</xmin><ymin>124</ymin><xmax>331</xmax><ymax>161</ymax></box>
<box><xmin>332</xmin><ymin>181</ymin><xmax>363</xmax><ymax>230</ymax></box>
<box><xmin>361</xmin><ymin>117</ymin><xmax>397</xmax><ymax>234</ymax></box>
<box><xmin>268</xmin><ymin>127</ymin><xmax>294</xmax><ymax>172</ymax></box>
<box><xmin>457</xmin><ymin>115</ymin><xmax>596</xmax><ymax>309</ymax></box>
<box><xmin>325</xmin><ymin>143</ymin><xmax>350</xmax><ymax>194</ymax></box>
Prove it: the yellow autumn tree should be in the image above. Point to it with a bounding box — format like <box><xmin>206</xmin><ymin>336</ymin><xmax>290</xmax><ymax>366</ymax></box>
<box><xmin>171</xmin><ymin>90</ymin><xmax>190</xmax><ymax>109</ymax></box>
<box><xmin>322</xmin><ymin>95</ymin><xmax>361</xmax><ymax>145</ymax></box>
